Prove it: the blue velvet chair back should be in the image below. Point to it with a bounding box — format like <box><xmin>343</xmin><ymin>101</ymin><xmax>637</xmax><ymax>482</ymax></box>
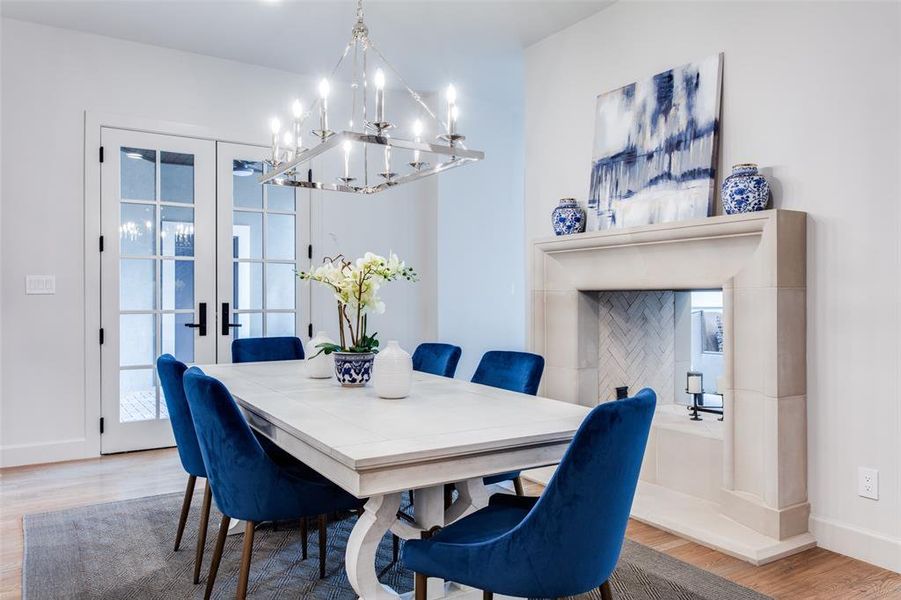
<box><xmin>231</xmin><ymin>336</ymin><xmax>304</xmax><ymax>363</ymax></box>
<box><xmin>412</xmin><ymin>343</ymin><xmax>462</xmax><ymax>378</ymax></box>
<box><xmin>156</xmin><ymin>354</ymin><xmax>206</xmax><ymax>477</ymax></box>
<box><xmin>504</xmin><ymin>389</ymin><xmax>656</xmax><ymax>596</ymax></box>
<box><xmin>183</xmin><ymin>367</ymin><xmax>358</xmax><ymax>522</ymax></box>
<box><xmin>471</xmin><ymin>351</ymin><xmax>544</xmax><ymax>396</ymax></box>
<box><xmin>183</xmin><ymin>367</ymin><xmax>285</xmax><ymax>521</ymax></box>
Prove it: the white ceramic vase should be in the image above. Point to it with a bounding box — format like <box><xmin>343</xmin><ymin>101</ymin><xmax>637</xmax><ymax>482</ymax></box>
<box><xmin>305</xmin><ymin>331</ymin><xmax>335</xmax><ymax>379</ymax></box>
<box><xmin>372</xmin><ymin>340</ymin><xmax>413</xmax><ymax>399</ymax></box>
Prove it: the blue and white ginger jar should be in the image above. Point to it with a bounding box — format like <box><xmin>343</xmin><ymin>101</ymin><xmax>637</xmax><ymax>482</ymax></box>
<box><xmin>722</xmin><ymin>163</ymin><xmax>770</xmax><ymax>214</ymax></box>
<box><xmin>333</xmin><ymin>351</ymin><xmax>375</xmax><ymax>387</ymax></box>
<box><xmin>552</xmin><ymin>198</ymin><xmax>586</xmax><ymax>235</ymax></box>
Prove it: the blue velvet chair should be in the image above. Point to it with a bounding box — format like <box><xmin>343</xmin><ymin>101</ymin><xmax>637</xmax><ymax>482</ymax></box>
<box><xmin>232</xmin><ymin>335</ymin><xmax>358</xmax><ymax>569</ymax></box>
<box><xmin>472</xmin><ymin>351</ymin><xmax>545</xmax><ymax>495</ymax></box>
<box><xmin>403</xmin><ymin>389</ymin><xmax>656</xmax><ymax>600</ymax></box>
<box><xmin>157</xmin><ymin>354</ymin><xmax>213</xmax><ymax>585</ymax></box>
<box><xmin>412</xmin><ymin>343</ymin><xmax>462</xmax><ymax>378</ymax></box>
<box><xmin>231</xmin><ymin>336</ymin><xmax>304</xmax><ymax>363</ymax></box>
<box><xmin>183</xmin><ymin>368</ymin><xmax>364</xmax><ymax>600</ymax></box>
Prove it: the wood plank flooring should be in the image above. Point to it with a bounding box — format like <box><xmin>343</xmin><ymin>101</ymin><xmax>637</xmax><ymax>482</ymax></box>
<box><xmin>2</xmin><ymin>449</ymin><xmax>899</xmax><ymax>599</ymax></box>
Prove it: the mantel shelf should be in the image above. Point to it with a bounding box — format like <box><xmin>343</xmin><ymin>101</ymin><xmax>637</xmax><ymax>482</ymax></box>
<box><xmin>533</xmin><ymin>209</ymin><xmax>806</xmax><ymax>251</ymax></box>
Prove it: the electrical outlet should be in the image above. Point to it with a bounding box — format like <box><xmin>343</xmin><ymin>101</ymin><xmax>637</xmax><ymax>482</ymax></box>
<box><xmin>858</xmin><ymin>467</ymin><xmax>879</xmax><ymax>500</ymax></box>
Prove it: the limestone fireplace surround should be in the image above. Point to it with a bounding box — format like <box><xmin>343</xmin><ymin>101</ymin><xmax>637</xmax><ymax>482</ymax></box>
<box><xmin>527</xmin><ymin>209</ymin><xmax>815</xmax><ymax>564</ymax></box>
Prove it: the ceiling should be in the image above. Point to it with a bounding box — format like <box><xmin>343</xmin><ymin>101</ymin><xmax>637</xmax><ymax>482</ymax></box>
<box><xmin>1</xmin><ymin>0</ymin><xmax>613</xmax><ymax>93</ymax></box>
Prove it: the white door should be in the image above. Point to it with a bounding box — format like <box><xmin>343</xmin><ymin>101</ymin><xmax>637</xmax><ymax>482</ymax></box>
<box><xmin>215</xmin><ymin>142</ymin><xmax>311</xmax><ymax>362</ymax></box>
<box><xmin>100</xmin><ymin>128</ymin><xmax>217</xmax><ymax>453</ymax></box>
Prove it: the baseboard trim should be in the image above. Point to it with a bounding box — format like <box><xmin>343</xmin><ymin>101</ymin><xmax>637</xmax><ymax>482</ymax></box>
<box><xmin>810</xmin><ymin>515</ymin><xmax>901</xmax><ymax>574</ymax></box>
<box><xmin>0</xmin><ymin>438</ymin><xmax>95</xmax><ymax>468</ymax></box>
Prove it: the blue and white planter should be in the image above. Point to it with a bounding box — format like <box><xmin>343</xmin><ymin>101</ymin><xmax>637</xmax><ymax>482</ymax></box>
<box><xmin>552</xmin><ymin>198</ymin><xmax>586</xmax><ymax>235</ymax></box>
<box><xmin>722</xmin><ymin>163</ymin><xmax>770</xmax><ymax>214</ymax></box>
<box><xmin>333</xmin><ymin>352</ymin><xmax>375</xmax><ymax>387</ymax></box>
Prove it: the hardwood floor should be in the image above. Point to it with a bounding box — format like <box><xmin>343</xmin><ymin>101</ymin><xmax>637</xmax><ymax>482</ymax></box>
<box><xmin>2</xmin><ymin>450</ymin><xmax>899</xmax><ymax>599</ymax></box>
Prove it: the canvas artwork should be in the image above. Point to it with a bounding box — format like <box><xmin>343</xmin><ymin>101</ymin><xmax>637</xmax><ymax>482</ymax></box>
<box><xmin>588</xmin><ymin>54</ymin><xmax>723</xmax><ymax>229</ymax></box>
<box><xmin>701</xmin><ymin>310</ymin><xmax>724</xmax><ymax>354</ymax></box>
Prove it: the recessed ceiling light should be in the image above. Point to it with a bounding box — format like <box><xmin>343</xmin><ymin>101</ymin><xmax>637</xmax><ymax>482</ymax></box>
<box><xmin>125</xmin><ymin>151</ymin><xmax>145</xmax><ymax>159</ymax></box>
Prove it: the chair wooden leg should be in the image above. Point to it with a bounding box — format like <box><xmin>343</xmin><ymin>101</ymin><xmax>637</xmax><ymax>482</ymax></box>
<box><xmin>414</xmin><ymin>572</ymin><xmax>428</xmax><ymax>600</ymax></box>
<box><xmin>513</xmin><ymin>476</ymin><xmax>524</xmax><ymax>497</ymax></box>
<box><xmin>174</xmin><ymin>474</ymin><xmax>197</xmax><ymax>551</ymax></box>
<box><xmin>192</xmin><ymin>480</ymin><xmax>212</xmax><ymax>584</ymax></box>
<box><xmin>236</xmin><ymin>521</ymin><xmax>256</xmax><ymax>600</ymax></box>
<box><xmin>483</xmin><ymin>592</ymin><xmax>493</xmax><ymax>600</ymax></box>
<box><xmin>204</xmin><ymin>515</ymin><xmax>231</xmax><ymax>600</ymax></box>
<box><xmin>318</xmin><ymin>513</ymin><xmax>327</xmax><ymax>578</ymax></box>
<box><xmin>301</xmin><ymin>517</ymin><xmax>308</xmax><ymax>560</ymax></box>
<box><xmin>392</xmin><ymin>534</ymin><xmax>399</xmax><ymax>563</ymax></box>
<box><xmin>599</xmin><ymin>579</ymin><xmax>613</xmax><ymax>600</ymax></box>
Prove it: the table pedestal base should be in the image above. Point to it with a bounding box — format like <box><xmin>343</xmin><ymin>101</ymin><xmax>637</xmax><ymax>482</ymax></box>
<box><xmin>345</xmin><ymin>478</ymin><xmax>493</xmax><ymax>600</ymax></box>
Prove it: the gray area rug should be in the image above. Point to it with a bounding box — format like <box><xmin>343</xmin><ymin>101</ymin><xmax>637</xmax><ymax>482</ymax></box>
<box><xmin>23</xmin><ymin>491</ymin><xmax>771</xmax><ymax>599</ymax></box>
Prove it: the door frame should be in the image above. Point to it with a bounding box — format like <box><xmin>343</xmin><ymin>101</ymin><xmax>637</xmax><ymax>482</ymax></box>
<box><xmin>84</xmin><ymin>111</ymin><xmax>280</xmax><ymax>456</ymax></box>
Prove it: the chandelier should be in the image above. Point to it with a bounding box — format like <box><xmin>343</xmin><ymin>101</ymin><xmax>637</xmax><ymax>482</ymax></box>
<box><xmin>258</xmin><ymin>0</ymin><xmax>484</xmax><ymax>195</ymax></box>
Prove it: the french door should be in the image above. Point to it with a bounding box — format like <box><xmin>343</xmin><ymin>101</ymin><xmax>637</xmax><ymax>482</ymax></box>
<box><xmin>100</xmin><ymin>130</ymin><xmax>309</xmax><ymax>453</ymax></box>
<box><xmin>100</xmin><ymin>129</ymin><xmax>216</xmax><ymax>452</ymax></box>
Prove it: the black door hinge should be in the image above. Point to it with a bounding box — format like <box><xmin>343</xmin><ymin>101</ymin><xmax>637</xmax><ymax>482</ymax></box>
<box><xmin>99</xmin><ymin>146</ymin><xmax>104</xmax><ymax>163</ymax></box>
<box><xmin>308</xmin><ymin>244</ymin><xmax>313</xmax><ymax>260</ymax></box>
<box><xmin>99</xmin><ymin>235</ymin><xmax>104</xmax><ymax>252</ymax></box>
<box><xmin>307</xmin><ymin>168</ymin><xmax>313</xmax><ymax>183</ymax></box>
<box><xmin>99</xmin><ymin>328</ymin><xmax>105</xmax><ymax>344</ymax></box>
<box><xmin>308</xmin><ymin>323</ymin><xmax>313</xmax><ymax>338</ymax></box>
<box><xmin>99</xmin><ymin>417</ymin><xmax>105</xmax><ymax>434</ymax></box>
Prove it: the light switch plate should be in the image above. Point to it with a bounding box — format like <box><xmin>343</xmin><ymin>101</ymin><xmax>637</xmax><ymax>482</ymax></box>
<box><xmin>26</xmin><ymin>275</ymin><xmax>56</xmax><ymax>295</ymax></box>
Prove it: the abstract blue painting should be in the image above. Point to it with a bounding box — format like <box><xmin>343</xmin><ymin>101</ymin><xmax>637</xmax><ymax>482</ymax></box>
<box><xmin>588</xmin><ymin>54</ymin><xmax>722</xmax><ymax>229</ymax></box>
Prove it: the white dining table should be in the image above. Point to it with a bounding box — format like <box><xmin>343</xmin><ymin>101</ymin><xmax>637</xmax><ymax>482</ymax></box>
<box><xmin>199</xmin><ymin>360</ymin><xmax>590</xmax><ymax>600</ymax></box>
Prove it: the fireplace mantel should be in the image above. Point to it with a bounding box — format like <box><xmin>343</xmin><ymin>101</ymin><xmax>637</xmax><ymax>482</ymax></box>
<box><xmin>528</xmin><ymin>209</ymin><xmax>814</xmax><ymax>564</ymax></box>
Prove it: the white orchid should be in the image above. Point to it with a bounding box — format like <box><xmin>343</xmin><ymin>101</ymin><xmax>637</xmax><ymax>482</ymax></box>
<box><xmin>298</xmin><ymin>252</ymin><xmax>417</xmax><ymax>353</ymax></box>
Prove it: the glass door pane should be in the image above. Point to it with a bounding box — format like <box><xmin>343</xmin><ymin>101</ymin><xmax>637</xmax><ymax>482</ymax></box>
<box><xmin>216</xmin><ymin>143</ymin><xmax>310</xmax><ymax>362</ymax></box>
<box><xmin>101</xmin><ymin>128</ymin><xmax>216</xmax><ymax>453</ymax></box>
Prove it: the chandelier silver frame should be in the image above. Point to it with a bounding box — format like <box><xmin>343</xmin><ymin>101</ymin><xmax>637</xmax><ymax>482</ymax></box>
<box><xmin>258</xmin><ymin>0</ymin><xmax>484</xmax><ymax>195</ymax></box>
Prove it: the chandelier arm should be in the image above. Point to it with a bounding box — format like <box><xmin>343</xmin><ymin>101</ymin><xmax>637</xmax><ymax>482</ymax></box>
<box><xmin>366</xmin><ymin>39</ymin><xmax>469</xmax><ymax>150</ymax></box>
<box><xmin>351</xmin><ymin>39</ymin><xmax>360</xmax><ymax>128</ymax></box>
<box><xmin>362</xmin><ymin>42</ymin><xmax>369</xmax><ymax>187</ymax></box>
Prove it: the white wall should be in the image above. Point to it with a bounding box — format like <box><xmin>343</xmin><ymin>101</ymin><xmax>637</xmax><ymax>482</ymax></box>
<box><xmin>437</xmin><ymin>80</ymin><xmax>526</xmax><ymax>380</ymax></box>
<box><xmin>0</xmin><ymin>18</ymin><xmax>438</xmax><ymax>465</ymax></box>
<box><xmin>524</xmin><ymin>1</ymin><xmax>901</xmax><ymax>571</ymax></box>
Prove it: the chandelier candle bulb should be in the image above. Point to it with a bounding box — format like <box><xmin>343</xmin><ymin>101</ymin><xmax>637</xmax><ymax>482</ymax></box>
<box><xmin>318</xmin><ymin>78</ymin><xmax>330</xmax><ymax>136</ymax></box>
<box><xmin>374</xmin><ymin>68</ymin><xmax>386</xmax><ymax>124</ymax></box>
<box><xmin>343</xmin><ymin>140</ymin><xmax>352</xmax><ymax>180</ymax></box>
<box><xmin>269</xmin><ymin>117</ymin><xmax>281</xmax><ymax>164</ymax></box>
<box><xmin>291</xmin><ymin>99</ymin><xmax>303</xmax><ymax>152</ymax></box>
<box><xmin>445</xmin><ymin>84</ymin><xmax>457</xmax><ymax>135</ymax></box>
<box><xmin>282</xmin><ymin>131</ymin><xmax>294</xmax><ymax>162</ymax></box>
<box><xmin>450</xmin><ymin>105</ymin><xmax>459</xmax><ymax>137</ymax></box>
<box><xmin>412</xmin><ymin>119</ymin><xmax>423</xmax><ymax>164</ymax></box>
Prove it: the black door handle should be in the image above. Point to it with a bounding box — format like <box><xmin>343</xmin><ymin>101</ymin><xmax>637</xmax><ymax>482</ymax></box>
<box><xmin>221</xmin><ymin>303</ymin><xmax>242</xmax><ymax>336</ymax></box>
<box><xmin>184</xmin><ymin>302</ymin><xmax>207</xmax><ymax>336</ymax></box>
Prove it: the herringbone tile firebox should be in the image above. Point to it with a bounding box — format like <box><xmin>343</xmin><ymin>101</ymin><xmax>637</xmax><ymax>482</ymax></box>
<box><xmin>597</xmin><ymin>291</ymin><xmax>674</xmax><ymax>404</ymax></box>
